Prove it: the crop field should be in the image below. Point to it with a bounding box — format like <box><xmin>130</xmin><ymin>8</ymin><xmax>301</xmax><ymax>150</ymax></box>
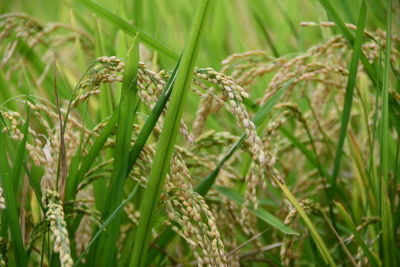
<box><xmin>0</xmin><ymin>0</ymin><xmax>399</xmax><ymax>266</ymax></box>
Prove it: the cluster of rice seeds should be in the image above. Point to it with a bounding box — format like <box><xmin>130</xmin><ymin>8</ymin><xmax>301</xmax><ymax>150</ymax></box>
<box><xmin>77</xmin><ymin>137</ymin><xmax>154</xmax><ymax>191</ymax></box>
<box><xmin>222</xmin><ymin>52</ymin><xmax>286</xmax><ymax>88</ymax></box>
<box><xmin>192</xmin><ymin>130</ymin><xmax>238</xmax><ymax>150</ymax></box>
<box><xmin>194</xmin><ymin>68</ymin><xmax>265</xmax><ymax>164</ymax></box>
<box><xmin>164</xmin><ymin>192</ymin><xmax>227</xmax><ymax>267</ymax></box>
<box><xmin>74</xmin><ymin>56</ymin><xmax>193</xmax><ymax>143</ymax></box>
<box><xmin>0</xmin><ymin>101</ymin><xmax>107</xmax><ymax>193</ymax></box>
<box><xmin>218</xmin><ymin>35</ymin><xmax>354</xmax><ymax>107</ymax></box>
<box><xmin>163</xmin><ymin>155</ymin><xmax>227</xmax><ymax>267</ymax></box>
<box><xmin>308</xmin><ymin>82</ymin><xmax>357</xmax><ymax>156</ymax></box>
<box><xmin>221</xmin><ymin>50</ymin><xmax>272</xmax><ymax>74</ymax></box>
<box><xmin>0</xmin><ymin>109</ymin><xmax>47</xmax><ymax>166</ymax></box>
<box><xmin>258</xmin><ymin>30</ymin><xmax>398</xmax><ymax>106</ymax></box>
<box><xmin>78</xmin><ymin>129</ymin><xmax>221</xmax><ymax>192</ymax></box>
<box><xmin>27</xmin><ymin>101</ymin><xmax>90</xmax><ymax>136</ymax></box>
<box><xmin>0</xmin><ymin>13</ymin><xmax>92</xmax><ymax>71</ymax></box>
<box><xmin>260</xmin><ymin>38</ymin><xmax>351</xmax><ymax>105</ymax></box>
<box><xmin>191</xmin><ymin>88</ymin><xmax>215</xmax><ymax>139</ymax></box>
<box><xmin>302</xmin><ymin>62</ymin><xmax>363</xmax><ymax>156</ymax></box>
<box><xmin>262</xmin><ymin>104</ymin><xmax>320</xmax><ymax>181</ymax></box>
<box><xmin>44</xmin><ymin>190</ymin><xmax>73</xmax><ymax>267</ymax></box>
<box><xmin>0</xmin><ymin>13</ymin><xmax>42</xmax><ymax>67</ymax></box>
<box><xmin>301</xmin><ymin>22</ymin><xmax>400</xmax><ymax>65</ymax></box>
<box><xmin>210</xmin><ymin>198</ymin><xmax>240</xmax><ymax>267</ymax></box>
<box><xmin>192</xmin><ymin>130</ymin><xmax>246</xmax><ymax>181</ymax></box>
<box><xmin>240</xmin><ymin>163</ymin><xmax>264</xmax><ymax>223</ymax></box>
<box><xmin>124</xmin><ymin>203</ymin><xmax>140</xmax><ymax>225</ymax></box>
<box><xmin>41</xmin><ymin>124</ymin><xmax>81</xmax><ymax>192</ymax></box>
<box><xmin>129</xmin><ymin>143</ymin><xmax>155</xmax><ymax>187</ymax></box>
<box><xmin>192</xmin><ymin>69</ymin><xmax>271</xmax><ymax>219</ymax></box>
<box><xmin>83</xmin><ymin>57</ymin><xmax>164</xmax><ymax>109</ymax></box>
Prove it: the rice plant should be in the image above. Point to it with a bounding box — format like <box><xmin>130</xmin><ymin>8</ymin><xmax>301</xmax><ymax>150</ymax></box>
<box><xmin>0</xmin><ymin>0</ymin><xmax>399</xmax><ymax>266</ymax></box>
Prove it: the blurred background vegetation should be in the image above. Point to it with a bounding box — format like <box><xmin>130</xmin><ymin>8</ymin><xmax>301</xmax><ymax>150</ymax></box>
<box><xmin>2</xmin><ymin>0</ymin><xmax>393</xmax><ymax>68</ymax></box>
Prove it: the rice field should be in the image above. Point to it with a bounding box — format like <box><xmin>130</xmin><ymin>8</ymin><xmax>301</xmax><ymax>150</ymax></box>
<box><xmin>0</xmin><ymin>0</ymin><xmax>399</xmax><ymax>266</ymax></box>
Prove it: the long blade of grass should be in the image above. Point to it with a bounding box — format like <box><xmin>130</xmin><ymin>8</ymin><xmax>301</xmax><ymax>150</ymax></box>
<box><xmin>94</xmin><ymin>15</ymin><xmax>114</xmax><ymax>119</ymax></box>
<box><xmin>329</xmin><ymin>0</ymin><xmax>366</xmax><ymax>198</ymax></box>
<box><xmin>95</xmin><ymin>35</ymin><xmax>140</xmax><ymax>266</ymax></box>
<box><xmin>0</xmin><ymin>118</ymin><xmax>28</xmax><ymax>267</ymax></box>
<box><xmin>102</xmin><ymin>35</ymin><xmax>140</xmax><ymax>218</ymax></box>
<box><xmin>380</xmin><ymin>1</ymin><xmax>396</xmax><ymax>265</ymax></box>
<box><xmin>129</xmin><ymin>1</ymin><xmax>211</xmax><ymax>266</ymax></box>
<box><xmin>75</xmin><ymin>0</ymin><xmax>178</xmax><ymax>60</ymax></box>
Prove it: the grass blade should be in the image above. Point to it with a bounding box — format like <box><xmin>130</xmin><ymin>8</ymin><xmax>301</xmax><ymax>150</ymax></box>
<box><xmin>129</xmin><ymin>1</ymin><xmax>211</xmax><ymax>266</ymax></box>
<box><xmin>329</xmin><ymin>0</ymin><xmax>366</xmax><ymax>198</ymax></box>
<box><xmin>0</xmin><ymin>116</ymin><xmax>28</xmax><ymax>266</ymax></box>
<box><xmin>94</xmin><ymin>15</ymin><xmax>114</xmax><ymax>119</ymax></box>
<box><xmin>380</xmin><ymin>1</ymin><xmax>396</xmax><ymax>265</ymax></box>
<box><xmin>95</xmin><ymin>35</ymin><xmax>140</xmax><ymax>266</ymax></box>
<box><xmin>75</xmin><ymin>0</ymin><xmax>178</xmax><ymax>60</ymax></box>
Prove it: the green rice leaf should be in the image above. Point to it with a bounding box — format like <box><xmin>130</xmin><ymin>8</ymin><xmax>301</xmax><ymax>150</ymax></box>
<box><xmin>330</xmin><ymin>0</ymin><xmax>366</xmax><ymax>198</ymax></box>
<box><xmin>75</xmin><ymin>0</ymin><xmax>178</xmax><ymax>60</ymax></box>
<box><xmin>95</xmin><ymin>34</ymin><xmax>140</xmax><ymax>266</ymax></box>
<box><xmin>380</xmin><ymin>1</ymin><xmax>396</xmax><ymax>265</ymax></box>
<box><xmin>129</xmin><ymin>1</ymin><xmax>211</xmax><ymax>266</ymax></box>
<box><xmin>0</xmin><ymin>117</ymin><xmax>28</xmax><ymax>267</ymax></box>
